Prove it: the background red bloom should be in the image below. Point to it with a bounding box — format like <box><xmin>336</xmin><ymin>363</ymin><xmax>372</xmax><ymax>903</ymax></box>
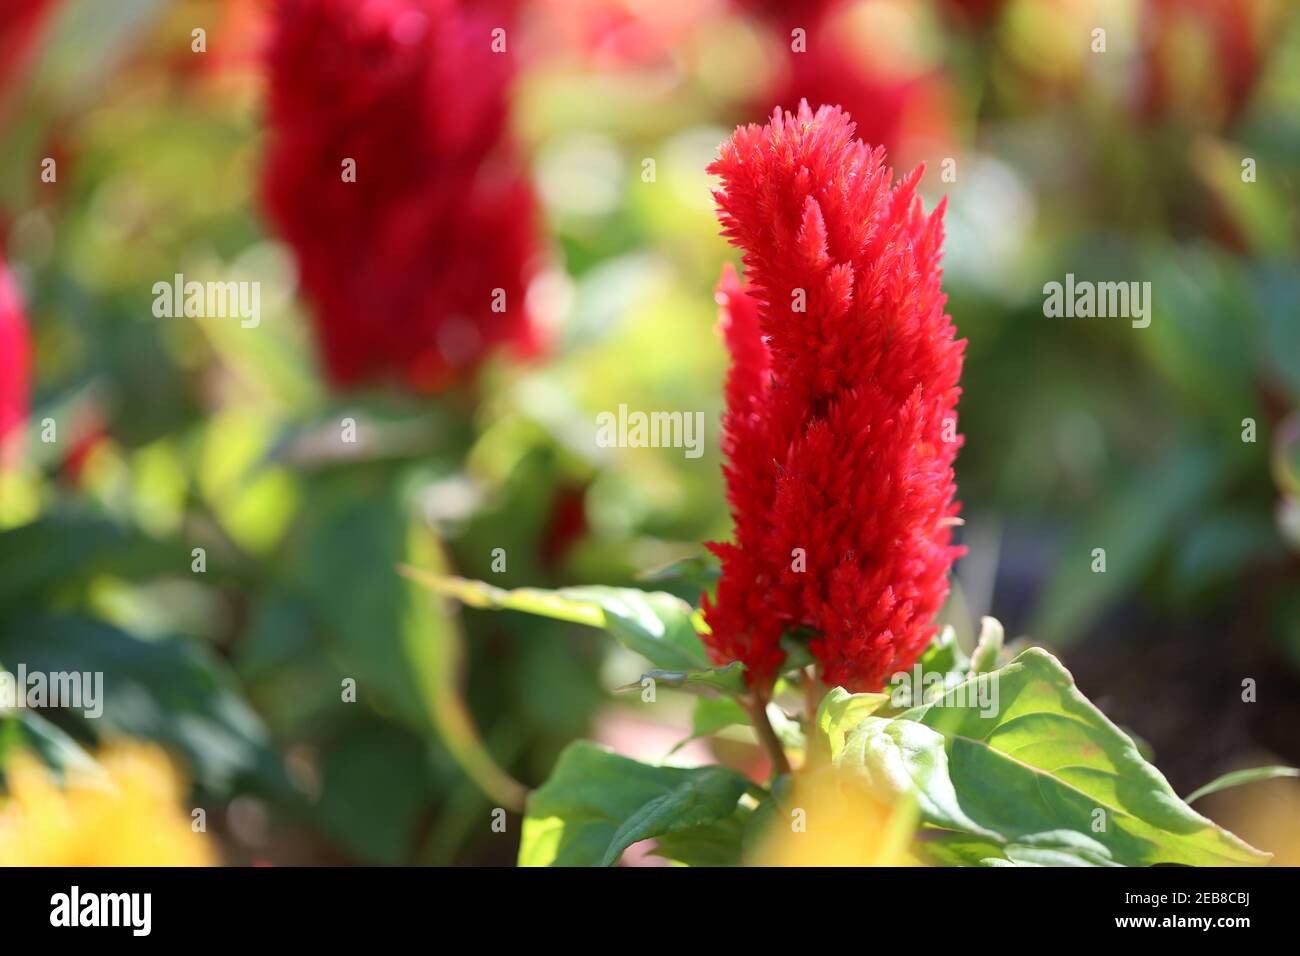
<box><xmin>737</xmin><ymin>0</ymin><xmax>953</xmax><ymax>167</ymax></box>
<box><xmin>703</xmin><ymin>102</ymin><xmax>965</xmax><ymax>692</ymax></box>
<box><xmin>0</xmin><ymin>0</ymin><xmax>53</xmax><ymax>99</ymax></box>
<box><xmin>0</xmin><ymin>261</ymin><xmax>30</xmax><ymax>465</ymax></box>
<box><xmin>262</xmin><ymin>0</ymin><xmax>541</xmax><ymax>392</ymax></box>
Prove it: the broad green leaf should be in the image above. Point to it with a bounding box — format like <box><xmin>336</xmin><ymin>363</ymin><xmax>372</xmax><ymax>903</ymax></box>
<box><xmin>652</xmin><ymin>812</ymin><xmax>748</xmax><ymax>867</ymax></box>
<box><xmin>918</xmin><ymin>625</ymin><xmax>969</xmax><ymax>677</ymax></box>
<box><xmin>598</xmin><ymin>767</ymin><xmax>751</xmax><ymax>866</ymax></box>
<box><xmin>402</xmin><ymin>570</ymin><xmax>710</xmax><ymax>672</ymax></box>
<box><xmin>616</xmin><ymin>662</ymin><xmax>745</xmax><ymax>696</ymax></box>
<box><xmin>691</xmin><ymin>695</ymin><xmax>750</xmax><ymax>736</ymax></box>
<box><xmin>815</xmin><ymin>687</ymin><xmax>889</xmax><ymax>762</ymax></box>
<box><xmin>312</xmin><ymin>720</ymin><xmax>440</xmax><ymax>865</ymax></box>
<box><xmin>888</xmin><ymin>625</ymin><xmax>970</xmax><ymax>710</ymax></box>
<box><xmin>520</xmin><ymin>741</ymin><xmax>749</xmax><ymax>867</ymax></box>
<box><xmin>919</xmin><ymin>830</ymin><xmax>1121</xmax><ymax>867</ymax></box>
<box><xmin>667</xmin><ymin>696</ymin><xmax>750</xmax><ymax>756</ymax></box>
<box><xmin>0</xmin><ymin>710</ymin><xmax>104</xmax><ymax>784</ymax></box>
<box><xmin>1186</xmin><ymin>766</ymin><xmax>1300</xmax><ymax>805</ymax></box>
<box><xmin>0</xmin><ymin>614</ymin><xmax>289</xmax><ymax>797</ymax></box>
<box><xmin>402</xmin><ymin>526</ymin><xmax>527</xmax><ymax>811</ymax></box>
<box><xmin>968</xmin><ymin>617</ymin><xmax>1004</xmax><ymax>676</ymax></box>
<box><xmin>835</xmin><ymin>648</ymin><xmax>1268</xmax><ymax>867</ymax></box>
<box><xmin>297</xmin><ymin>486</ymin><xmax>437</xmax><ymax>727</ymax></box>
<box><xmin>767</xmin><ymin>703</ymin><xmax>805</xmax><ymax>753</ymax></box>
<box><xmin>295</xmin><ymin>482</ymin><xmax>524</xmax><ymax>810</ymax></box>
<box><xmin>636</xmin><ymin>553</ymin><xmax>721</xmax><ymax>589</ymax></box>
<box><xmin>0</xmin><ymin>514</ymin><xmax>192</xmax><ymax>610</ymax></box>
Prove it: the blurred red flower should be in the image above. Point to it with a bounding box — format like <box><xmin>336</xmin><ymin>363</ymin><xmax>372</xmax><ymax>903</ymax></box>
<box><xmin>741</xmin><ymin>0</ymin><xmax>953</xmax><ymax>165</ymax></box>
<box><xmin>262</xmin><ymin>0</ymin><xmax>541</xmax><ymax>392</ymax></box>
<box><xmin>0</xmin><ymin>261</ymin><xmax>30</xmax><ymax>465</ymax></box>
<box><xmin>527</xmin><ymin>0</ymin><xmax>721</xmax><ymax>71</ymax></box>
<box><xmin>703</xmin><ymin>102</ymin><xmax>965</xmax><ymax>693</ymax></box>
<box><xmin>1140</xmin><ymin>0</ymin><xmax>1270</xmax><ymax>128</ymax></box>
<box><xmin>0</xmin><ymin>0</ymin><xmax>52</xmax><ymax>97</ymax></box>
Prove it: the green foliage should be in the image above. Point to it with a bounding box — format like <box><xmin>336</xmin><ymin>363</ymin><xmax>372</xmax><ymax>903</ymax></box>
<box><xmin>834</xmin><ymin>649</ymin><xmax>1267</xmax><ymax>866</ymax></box>
<box><xmin>518</xmin><ymin>741</ymin><xmax>750</xmax><ymax>867</ymax></box>
<box><xmin>6</xmin><ymin>0</ymin><xmax>1300</xmax><ymax>869</ymax></box>
<box><xmin>403</xmin><ymin>572</ymin><xmax>713</xmax><ymax>673</ymax></box>
<box><xmin>1185</xmin><ymin>766</ymin><xmax>1300</xmax><ymax>805</ymax></box>
<box><xmin>0</xmin><ymin>514</ymin><xmax>194</xmax><ymax>610</ymax></box>
<box><xmin>0</xmin><ymin>614</ymin><xmax>288</xmax><ymax>797</ymax></box>
<box><xmin>489</xmin><ymin>593</ymin><xmax>1271</xmax><ymax>868</ymax></box>
<box><xmin>814</xmin><ymin>687</ymin><xmax>889</xmax><ymax>762</ymax></box>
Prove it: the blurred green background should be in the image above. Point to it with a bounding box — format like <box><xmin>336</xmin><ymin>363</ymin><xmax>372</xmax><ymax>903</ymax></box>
<box><xmin>1</xmin><ymin>0</ymin><xmax>1298</xmax><ymax>864</ymax></box>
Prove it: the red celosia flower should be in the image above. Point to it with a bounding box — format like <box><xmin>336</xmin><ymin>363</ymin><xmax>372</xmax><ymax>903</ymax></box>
<box><xmin>262</xmin><ymin>0</ymin><xmax>540</xmax><ymax>392</ymax></box>
<box><xmin>1139</xmin><ymin>0</ymin><xmax>1268</xmax><ymax>128</ymax></box>
<box><xmin>702</xmin><ymin>101</ymin><xmax>965</xmax><ymax>693</ymax></box>
<box><xmin>737</xmin><ymin>0</ymin><xmax>952</xmax><ymax>165</ymax></box>
<box><xmin>538</xmin><ymin>481</ymin><xmax>590</xmax><ymax>568</ymax></box>
<box><xmin>0</xmin><ymin>0</ymin><xmax>53</xmax><ymax>99</ymax></box>
<box><xmin>0</xmin><ymin>260</ymin><xmax>31</xmax><ymax>465</ymax></box>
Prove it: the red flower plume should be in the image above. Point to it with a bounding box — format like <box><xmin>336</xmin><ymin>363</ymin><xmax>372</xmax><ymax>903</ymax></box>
<box><xmin>0</xmin><ymin>0</ymin><xmax>53</xmax><ymax>98</ymax></box>
<box><xmin>262</xmin><ymin>0</ymin><xmax>540</xmax><ymax>392</ymax></box>
<box><xmin>0</xmin><ymin>261</ymin><xmax>31</xmax><ymax>464</ymax></box>
<box><xmin>703</xmin><ymin>101</ymin><xmax>965</xmax><ymax>693</ymax></box>
<box><xmin>736</xmin><ymin>0</ymin><xmax>953</xmax><ymax>165</ymax></box>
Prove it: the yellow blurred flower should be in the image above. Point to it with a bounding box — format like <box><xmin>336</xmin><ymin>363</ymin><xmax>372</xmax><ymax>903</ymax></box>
<box><xmin>0</xmin><ymin>743</ymin><xmax>216</xmax><ymax>866</ymax></box>
<box><xmin>1203</xmin><ymin>776</ymin><xmax>1300</xmax><ymax>868</ymax></box>
<box><xmin>752</xmin><ymin>769</ymin><xmax>922</xmax><ymax>867</ymax></box>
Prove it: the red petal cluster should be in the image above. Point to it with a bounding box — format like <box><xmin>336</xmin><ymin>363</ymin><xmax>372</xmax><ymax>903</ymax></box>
<box><xmin>702</xmin><ymin>102</ymin><xmax>965</xmax><ymax>693</ymax></box>
<box><xmin>0</xmin><ymin>0</ymin><xmax>53</xmax><ymax>97</ymax></box>
<box><xmin>262</xmin><ymin>0</ymin><xmax>539</xmax><ymax>392</ymax></box>
<box><xmin>0</xmin><ymin>260</ymin><xmax>30</xmax><ymax>463</ymax></box>
<box><xmin>736</xmin><ymin>0</ymin><xmax>953</xmax><ymax>164</ymax></box>
<box><xmin>1139</xmin><ymin>0</ymin><xmax>1266</xmax><ymax>128</ymax></box>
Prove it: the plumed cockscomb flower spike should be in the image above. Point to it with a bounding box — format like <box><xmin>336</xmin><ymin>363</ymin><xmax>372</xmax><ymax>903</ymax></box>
<box><xmin>262</xmin><ymin>0</ymin><xmax>540</xmax><ymax>392</ymax></box>
<box><xmin>0</xmin><ymin>261</ymin><xmax>31</xmax><ymax>468</ymax></box>
<box><xmin>702</xmin><ymin>101</ymin><xmax>965</xmax><ymax>694</ymax></box>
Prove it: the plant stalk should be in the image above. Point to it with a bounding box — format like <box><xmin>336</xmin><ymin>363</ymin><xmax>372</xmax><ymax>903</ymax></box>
<box><xmin>745</xmin><ymin>693</ymin><xmax>792</xmax><ymax>778</ymax></box>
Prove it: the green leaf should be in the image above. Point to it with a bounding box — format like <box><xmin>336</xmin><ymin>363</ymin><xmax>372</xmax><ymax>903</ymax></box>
<box><xmin>635</xmin><ymin>553</ymin><xmax>721</xmax><ymax>589</ymax></box>
<box><xmin>918</xmin><ymin>625</ymin><xmax>969</xmax><ymax>677</ymax></box>
<box><xmin>886</xmin><ymin>625</ymin><xmax>971</xmax><ymax>710</ymax></box>
<box><xmin>691</xmin><ymin>695</ymin><xmax>750</xmax><ymax>736</ymax></box>
<box><xmin>402</xmin><ymin>570</ymin><xmax>710</xmax><ymax>672</ymax></box>
<box><xmin>815</xmin><ymin>686</ymin><xmax>890</xmax><ymax>762</ymax></box>
<box><xmin>767</xmin><ymin>702</ymin><xmax>806</xmax><ymax>753</ymax></box>
<box><xmin>968</xmin><ymin>617</ymin><xmax>1004</xmax><ymax>676</ymax></box>
<box><xmin>652</xmin><ymin>812</ymin><xmax>748</xmax><ymax>867</ymax></box>
<box><xmin>312</xmin><ymin>720</ymin><xmax>440</xmax><ymax>865</ymax></box>
<box><xmin>667</xmin><ymin>696</ymin><xmax>750</xmax><ymax>756</ymax></box>
<box><xmin>296</xmin><ymin>481</ymin><xmax>525</xmax><ymax>810</ymax></box>
<box><xmin>0</xmin><ymin>514</ymin><xmax>192</xmax><ymax>611</ymax></box>
<box><xmin>0</xmin><ymin>614</ymin><xmax>289</xmax><ymax>797</ymax></box>
<box><xmin>401</xmin><ymin>526</ymin><xmax>527</xmax><ymax>811</ymax></box>
<box><xmin>834</xmin><ymin>648</ymin><xmax>1268</xmax><ymax>867</ymax></box>
<box><xmin>1186</xmin><ymin>766</ymin><xmax>1300</xmax><ymax>805</ymax></box>
<box><xmin>520</xmin><ymin>741</ymin><xmax>749</xmax><ymax>867</ymax></box>
<box><xmin>615</xmin><ymin>662</ymin><xmax>745</xmax><ymax>696</ymax></box>
<box><xmin>598</xmin><ymin>768</ymin><xmax>751</xmax><ymax>866</ymax></box>
<box><xmin>0</xmin><ymin>710</ymin><xmax>104</xmax><ymax>784</ymax></box>
<box><xmin>296</xmin><ymin>483</ymin><xmax>431</xmax><ymax>727</ymax></box>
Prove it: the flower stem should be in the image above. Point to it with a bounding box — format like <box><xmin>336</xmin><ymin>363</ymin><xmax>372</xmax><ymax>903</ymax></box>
<box><xmin>803</xmin><ymin>666</ymin><xmax>821</xmax><ymax>725</ymax></box>
<box><xmin>745</xmin><ymin>693</ymin><xmax>791</xmax><ymax>778</ymax></box>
